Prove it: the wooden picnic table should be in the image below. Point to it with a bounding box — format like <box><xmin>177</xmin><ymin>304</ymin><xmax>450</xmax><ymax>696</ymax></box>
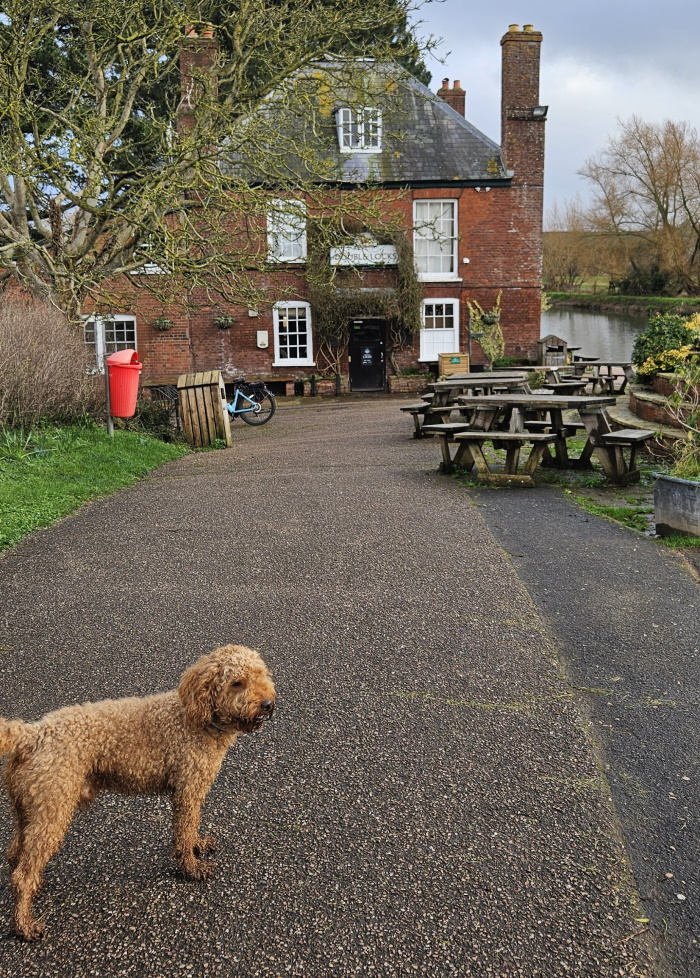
<box><xmin>586</xmin><ymin>361</ymin><xmax>636</xmax><ymax>395</ymax></box>
<box><xmin>423</xmin><ymin>393</ymin><xmax>654</xmax><ymax>485</ymax></box>
<box><xmin>540</xmin><ymin>379</ymin><xmax>589</xmax><ymax>396</ymax></box>
<box><xmin>400</xmin><ymin>373</ymin><xmax>530</xmax><ymax>438</ymax></box>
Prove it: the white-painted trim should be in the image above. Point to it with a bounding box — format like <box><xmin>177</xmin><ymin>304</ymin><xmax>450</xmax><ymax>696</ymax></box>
<box><xmin>267</xmin><ymin>198</ymin><xmax>307</xmax><ymax>263</ymax></box>
<box><xmin>272</xmin><ymin>301</ymin><xmax>314</xmax><ymax>366</ymax></box>
<box><xmin>335</xmin><ymin>106</ymin><xmax>382</xmax><ymax>153</ymax></box>
<box><xmin>418</xmin><ymin>298</ymin><xmax>460</xmax><ymax>362</ymax></box>
<box><xmin>84</xmin><ymin>314</ymin><xmax>137</xmax><ymax>374</ymax></box>
<box><xmin>413</xmin><ymin>199</ymin><xmax>458</xmax><ymax>278</ymax></box>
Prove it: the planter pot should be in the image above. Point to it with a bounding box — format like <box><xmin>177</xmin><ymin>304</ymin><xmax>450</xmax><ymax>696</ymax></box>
<box><xmin>654</xmin><ymin>473</ymin><xmax>700</xmax><ymax>538</ymax></box>
<box><xmin>388</xmin><ymin>375</ymin><xmax>431</xmax><ymax>394</ymax></box>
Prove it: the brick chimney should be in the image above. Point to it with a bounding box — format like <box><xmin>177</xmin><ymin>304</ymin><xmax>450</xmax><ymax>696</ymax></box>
<box><xmin>437</xmin><ymin>78</ymin><xmax>466</xmax><ymax>117</ymax></box>
<box><xmin>177</xmin><ymin>26</ymin><xmax>218</xmax><ymax>134</ymax></box>
<box><xmin>500</xmin><ymin>24</ymin><xmax>545</xmax><ymax>186</ymax></box>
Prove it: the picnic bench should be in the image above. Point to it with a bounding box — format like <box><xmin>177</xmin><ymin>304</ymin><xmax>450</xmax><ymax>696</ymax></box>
<box><xmin>400</xmin><ymin>373</ymin><xmax>531</xmax><ymax>438</ymax></box>
<box><xmin>587</xmin><ymin>361</ymin><xmax>636</xmax><ymax>395</ymax></box>
<box><xmin>426</xmin><ymin>393</ymin><xmax>656</xmax><ymax>485</ymax></box>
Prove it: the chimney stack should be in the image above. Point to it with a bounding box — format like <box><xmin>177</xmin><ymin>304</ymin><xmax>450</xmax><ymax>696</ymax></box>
<box><xmin>500</xmin><ymin>24</ymin><xmax>545</xmax><ymax>185</ymax></box>
<box><xmin>177</xmin><ymin>27</ymin><xmax>218</xmax><ymax>134</ymax></box>
<box><xmin>437</xmin><ymin>78</ymin><xmax>466</xmax><ymax>117</ymax></box>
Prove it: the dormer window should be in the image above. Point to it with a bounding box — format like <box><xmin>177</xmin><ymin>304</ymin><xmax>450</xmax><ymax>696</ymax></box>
<box><xmin>336</xmin><ymin>107</ymin><xmax>382</xmax><ymax>153</ymax></box>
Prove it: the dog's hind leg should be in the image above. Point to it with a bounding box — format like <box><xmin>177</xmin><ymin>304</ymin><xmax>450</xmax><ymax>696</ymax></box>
<box><xmin>10</xmin><ymin>796</ymin><xmax>77</xmax><ymax>940</ymax></box>
<box><xmin>6</xmin><ymin>797</ymin><xmax>28</xmax><ymax>870</ymax></box>
<box><xmin>172</xmin><ymin>784</ymin><xmax>215</xmax><ymax>880</ymax></box>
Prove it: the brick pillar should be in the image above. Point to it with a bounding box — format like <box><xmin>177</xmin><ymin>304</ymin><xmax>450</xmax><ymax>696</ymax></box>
<box><xmin>500</xmin><ymin>24</ymin><xmax>545</xmax><ymax>187</ymax></box>
<box><xmin>436</xmin><ymin>78</ymin><xmax>466</xmax><ymax>117</ymax></box>
<box><xmin>177</xmin><ymin>28</ymin><xmax>218</xmax><ymax>134</ymax></box>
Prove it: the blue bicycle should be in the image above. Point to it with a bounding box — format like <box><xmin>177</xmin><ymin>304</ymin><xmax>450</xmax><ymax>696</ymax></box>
<box><xmin>226</xmin><ymin>378</ymin><xmax>277</xmax><ymax>426</ymax></box>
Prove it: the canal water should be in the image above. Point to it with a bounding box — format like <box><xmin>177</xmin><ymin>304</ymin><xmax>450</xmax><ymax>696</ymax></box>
<box><xmin>541</xmin><ymin>307</ymin><xmax>648</xmax><ymax>361</ymax></box>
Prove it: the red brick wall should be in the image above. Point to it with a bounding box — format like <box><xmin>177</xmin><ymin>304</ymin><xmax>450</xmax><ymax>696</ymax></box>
<box><xmin>124</xmin><ymin>174</ymin><xmax>543</xmax><ymax>384</ymax></box>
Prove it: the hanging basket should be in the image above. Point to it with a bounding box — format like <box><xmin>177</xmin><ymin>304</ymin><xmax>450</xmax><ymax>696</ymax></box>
<box><xmin>214</xmin><ymin>315</ymin><xmax>234</xmax><ymax>330</ymax></box>
<box><xmin>152</xmin><ymin>317</ymin><xmax>173</xmax><ymax>332</ymax></box>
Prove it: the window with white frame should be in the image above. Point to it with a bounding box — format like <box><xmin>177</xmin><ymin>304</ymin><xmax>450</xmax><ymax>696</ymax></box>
<box><xmin>413</xmin><ymin>200</ymin><xmax>458</xmax><ymax>280</ymax></box>
<box><xmin>273</xmin><ymin>302</ymin><xmax>314</xmax><ymax>366</ymax></box>
<box><xmin>336</xmin><ymin>107</ymin><xmax>382</xmax><ymax>152</ymax></box>
<box><xmin>267</xmin><ymin>199</ymin><xmax>307</xmax><ymax>262</ymax></box>
<box><xmin>419</xmin><ymin>299</ymin><xmax>460</xmax><ymax>362</ymax></box>
<box><xmin>84</xmin><ymin>315</ymin><xmax>137</xmax><ymax>372</ymax></box>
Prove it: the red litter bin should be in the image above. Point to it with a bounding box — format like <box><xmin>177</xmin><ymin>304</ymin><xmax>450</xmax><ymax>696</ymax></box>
<box><xmin>106</xmin><ymin>349</ymin><xmax>142</xmax><ymax>418</ymax></box>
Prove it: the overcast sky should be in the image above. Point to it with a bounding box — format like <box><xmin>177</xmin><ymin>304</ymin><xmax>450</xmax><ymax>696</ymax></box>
<box><xmin>415</xmin><ymin>1</ymin><xmax>700</xmax><ymax>217</ymax></box>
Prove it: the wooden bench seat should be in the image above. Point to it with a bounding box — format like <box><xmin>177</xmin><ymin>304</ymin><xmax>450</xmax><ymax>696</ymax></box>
<box><xmin>421</xmin><ymin>422</ymin><xmax>477</xmax><ymax>472</ymax></box>
<box><xmin>400</xmin><ymin>402</ymin><xmax>431</xmax><ymax>413</ymax></box>
<box><xmin>400</xmin><ymin>402</ymin><xmax>455</xmax><ymax>438</ymax></box>
<box><xmin>451</xmin><ymin>430</ymin><xmax>559</xmax><ymax>485</ymax></box>
<box><xmin>600</xmin><ymin>428</ymin><xmax>655</xmax><ymax>444</ymax></box>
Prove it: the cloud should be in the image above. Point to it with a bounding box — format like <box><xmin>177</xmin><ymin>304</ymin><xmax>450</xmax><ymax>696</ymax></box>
<box><xmin>418</xmin><ymin>1</ymin><xmax>700</xmax><ymax>207</ymax></box>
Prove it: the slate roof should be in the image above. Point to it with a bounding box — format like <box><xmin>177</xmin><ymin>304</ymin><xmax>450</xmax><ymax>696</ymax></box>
<box><xmin>332</xmin><ymin>70</ymin><xmax>510</xmax><ymax>187</ymax></box>
<box><xmin>225</xmin><ymin>61</ymin><xmax>511</xmax><ymax>188</ymax></box>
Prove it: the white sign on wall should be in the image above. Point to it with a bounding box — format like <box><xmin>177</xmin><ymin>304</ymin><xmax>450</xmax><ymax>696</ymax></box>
<box><xmin>330</xmin><ymin>241</ymin><xmax>398</xmax><ymax>267</ymax></box>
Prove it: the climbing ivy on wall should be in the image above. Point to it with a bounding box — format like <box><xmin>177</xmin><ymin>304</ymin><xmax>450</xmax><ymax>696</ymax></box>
<box><xmin>307</xmin><ymin>223</ymin><xmax>422</xmax><ymax>376</ymax></box>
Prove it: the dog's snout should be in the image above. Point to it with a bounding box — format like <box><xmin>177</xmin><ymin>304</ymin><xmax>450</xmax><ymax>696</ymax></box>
<box><xmin>260</xmin><ymin>700</ymin><xmax>274</xmax><ymax>713</ymax></box>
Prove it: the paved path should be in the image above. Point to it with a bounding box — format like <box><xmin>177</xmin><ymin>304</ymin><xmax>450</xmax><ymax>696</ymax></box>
<box><xmin>0</xmin><ymin>399</ymin><xmax>659</xmax><ymax>977</ymax></box>
<box><xmin>472</xmin><ymin>487</ymin><xmax>699</xmax><ymax>978</ymax></box>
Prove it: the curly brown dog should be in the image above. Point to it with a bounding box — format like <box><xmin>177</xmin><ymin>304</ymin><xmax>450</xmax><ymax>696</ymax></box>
<box><xmin>0</xmin><ymin>643</ymin><xmax>275</xmax><ymax>940</ymax></box>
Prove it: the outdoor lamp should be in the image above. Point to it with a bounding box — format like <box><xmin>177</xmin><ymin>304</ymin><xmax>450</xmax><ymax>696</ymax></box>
<box><xmin>531</xmin><ymin>105</ymin><xmax>548</xmax><ymax>119</ymax></box>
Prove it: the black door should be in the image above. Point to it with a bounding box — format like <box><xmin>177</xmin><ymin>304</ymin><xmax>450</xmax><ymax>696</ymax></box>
<box><xmin>348</xmin><ymin>320</ymin><xmax>386</xmax><ymax>391</ymax></box>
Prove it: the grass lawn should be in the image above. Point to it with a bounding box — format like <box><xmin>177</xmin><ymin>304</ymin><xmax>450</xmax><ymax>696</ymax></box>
<box><xmin>0</xmin><ymin>426</ymin><xmax>188</xmax><ymax>551</ymax></box>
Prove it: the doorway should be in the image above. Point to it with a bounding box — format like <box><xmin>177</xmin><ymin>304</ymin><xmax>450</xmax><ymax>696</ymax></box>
<box><xmin>348</xmin><ymin>320</ymin><xmax>386</xmax><ymax>391</ymax></box>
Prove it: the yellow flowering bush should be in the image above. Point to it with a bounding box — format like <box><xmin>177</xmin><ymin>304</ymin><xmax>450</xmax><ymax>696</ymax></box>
<box><xmin>633</xmin><ymin>313</ymin><xmax>700</xmax><ymax>379</ymax></box>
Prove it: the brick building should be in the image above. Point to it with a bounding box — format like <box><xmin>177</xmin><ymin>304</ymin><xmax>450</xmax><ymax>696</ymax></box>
<box><xmin>91</xmin><ymin>24</ymin><xmax>546</xmax><ymax>394</ymax></box>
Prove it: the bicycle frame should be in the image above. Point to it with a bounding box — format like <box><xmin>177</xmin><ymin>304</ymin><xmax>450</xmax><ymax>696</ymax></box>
<box><xmin>227</xmin><ymin>387</ymin><xmax>259</xmax><ymax>417</ymax></box>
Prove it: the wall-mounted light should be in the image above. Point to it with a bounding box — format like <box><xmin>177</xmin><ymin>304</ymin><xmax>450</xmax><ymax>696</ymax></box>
<box><xmin>531</xmin><ymin>105</ymin><xmax>548</xmax><ymax>119</ymax></box>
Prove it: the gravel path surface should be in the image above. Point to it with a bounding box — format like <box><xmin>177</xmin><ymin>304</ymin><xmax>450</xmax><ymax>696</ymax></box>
<box><xmin>0</xmin><ymin>399</ymin><xmax>652</xmax><ymax>977</ymax></box>
<box><xmin>472</xmin><ymin>486</ymin><xmax>699</xmax><ymax>978</ymax></box>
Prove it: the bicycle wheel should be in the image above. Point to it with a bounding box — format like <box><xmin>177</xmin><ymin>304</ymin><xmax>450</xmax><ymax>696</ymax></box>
<box><xmin>239</xmin><ymin>391</ymin><xmax>276</xmax><ymax>425</ymax></box>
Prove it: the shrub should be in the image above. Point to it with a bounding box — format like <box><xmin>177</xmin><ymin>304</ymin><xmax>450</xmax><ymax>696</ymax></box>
<box><xmin>666</xmin><ymin>355</ymin><xmax>700</xmax><ymax>480</ymax></box>
<box><xmin>632</xmin><ymin>313</ymin><xmax>700</xmax><ymax>379</ymax></box>
<box><xmin>0</xmin><ymin>296</ymin><xmax>100</xmax><ymax>429</ymax></box>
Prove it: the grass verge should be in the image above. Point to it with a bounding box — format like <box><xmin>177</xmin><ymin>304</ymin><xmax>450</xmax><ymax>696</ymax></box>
<box><xmin>0</xmin><ymin>426</ymin><xmax>188</xmax><ymax>551</ymax></box>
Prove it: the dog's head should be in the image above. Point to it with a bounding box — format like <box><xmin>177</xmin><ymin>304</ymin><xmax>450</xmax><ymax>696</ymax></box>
<box><xmin>178</xmin><ymin>644</ymin><xmax>276</xmax><ymax>733</ymax></box>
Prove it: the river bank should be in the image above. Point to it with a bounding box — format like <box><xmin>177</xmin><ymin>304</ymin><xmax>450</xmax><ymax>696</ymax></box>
<box><xmin>547</xmin><ymin>292</ymin><xmax>700</xmax><ymax>316</ymax></box>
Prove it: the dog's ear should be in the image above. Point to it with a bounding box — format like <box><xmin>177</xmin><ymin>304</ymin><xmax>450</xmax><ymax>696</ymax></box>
<box><xmin>178</xmin><ymin>654</ymin><xmax>220</xmax><ymax>728</ymax></box>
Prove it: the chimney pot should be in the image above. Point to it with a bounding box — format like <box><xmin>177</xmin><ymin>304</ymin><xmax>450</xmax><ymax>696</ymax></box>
<box><xmin>437</xmin><ymin>77</ymin><xmax>465</xmax><ymax>116</ymax></box>
<box><xmin>523</xmin><ymin>24</ymin><xmax>534</xmax><ymax>32</ymax></box>
<box><xmin>508</xmin><ymin>24</ymin><xmax>520</xmax><ymax>32</ymax></box>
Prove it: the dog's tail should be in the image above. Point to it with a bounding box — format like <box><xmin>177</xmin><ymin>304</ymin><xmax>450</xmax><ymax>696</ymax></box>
<box><xmin>0</xmin><ymin>718</ymin><xmax>25</xmax><ymax>756</ymax></box>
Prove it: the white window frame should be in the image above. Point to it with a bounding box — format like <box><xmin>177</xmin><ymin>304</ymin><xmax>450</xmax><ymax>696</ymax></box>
<box><xmin>267</xmin><ymin>198</ymin><xmax>307</xmax><ymax>263</ymax></box>
<box><xmin>272</xmin><ymin>301</ymin><xmax>314</xmax><ymax>367</ymax></box>
<box><xmin>419</xmin><ymin>299</ymin><xmax>460</xmax><ymax>362</ymax></box>
<box><xmin>413</xmin><ymin>200</ymin><xmax>460</xmax><ymax>282</ymax></box>
<box><xmin>335</xmin><ymin>106</ymin><xmax>382</xmax><ymax>153</ymax></box>
<box><xmin>84</xmin><ymin>315</ymin><xmax>137</xmax><ymax>374</ymax></box>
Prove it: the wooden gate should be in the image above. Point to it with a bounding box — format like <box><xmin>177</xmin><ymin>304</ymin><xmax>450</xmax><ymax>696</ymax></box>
<box><xmin>176</xmin><ymin>371</ymin><xmax>232</xmax><ymax>448</ymax></box>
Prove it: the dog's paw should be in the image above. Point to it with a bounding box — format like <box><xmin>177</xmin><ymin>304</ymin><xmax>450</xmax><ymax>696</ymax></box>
<box><xmin>15</xmin><ymin>919</ymin><xmax>46</xmax><ymax>941</ymax></box>
<box><xmin>194</xmin><ymin>835</ymin><xmax>218</xmax><ymax>858</ymax></box>
<box><xmin>180</xmin><ymin>857</ymin><xmax>216</xmax><ymax>881</ymax></box>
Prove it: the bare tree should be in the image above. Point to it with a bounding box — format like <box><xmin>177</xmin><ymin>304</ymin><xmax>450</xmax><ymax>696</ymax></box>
<box><xmin>578</xmin><ymin>116</ymin><xmax>700</xmax><ymax>294</ymax></box>
<box><xmin>0</xmin><ymin>0</ymin><xmax>432</xmax><ymax>322</ymax></box>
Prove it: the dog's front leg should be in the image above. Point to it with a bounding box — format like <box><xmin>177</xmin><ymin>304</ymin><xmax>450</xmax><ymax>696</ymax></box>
<box><xmin>171</xmin><ymin>786</ymin><xmax>215</xmax><ymax>880</ymax></box>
